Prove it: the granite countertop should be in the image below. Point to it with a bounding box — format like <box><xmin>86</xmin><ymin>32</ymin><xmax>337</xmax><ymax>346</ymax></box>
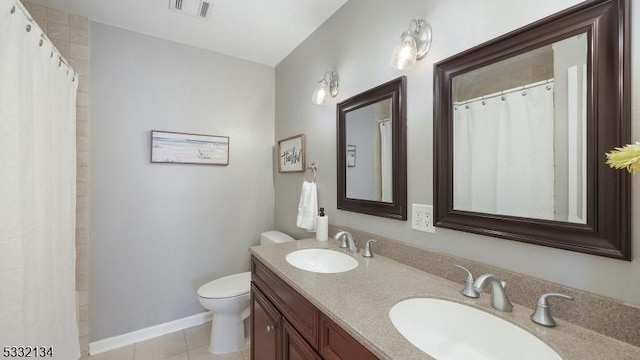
<box><xmin>250</xmin><ymin>239</ymin><xmax>640</xmax><ymax>360</ymax></box>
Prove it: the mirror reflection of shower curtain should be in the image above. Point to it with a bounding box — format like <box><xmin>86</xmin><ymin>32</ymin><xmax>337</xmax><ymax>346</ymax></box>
<box><xmin>379</xmin><ymin>120</ymin><xmax>393</xmax><ymax>202</ymax></box>
<box><xmin>454</xmin><ymin>81</ymin><xmax>555</xmax><ymax>219</ymax></box>
<box><xmin>567</xmin><ymin>65</ymin><xmax>587</xmax><ymax>223</ymax></box>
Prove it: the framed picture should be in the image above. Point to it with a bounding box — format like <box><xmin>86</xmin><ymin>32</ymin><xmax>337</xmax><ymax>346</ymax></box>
<box><xmin>151</xmin><ymin>130</ymin><xmax>229</xmax><ymax>165</ymax></box>
<box><xmin>278</xmin><ymin>134</ymin><xmax>305</xmax><ymax>172</ymax></box>
<box><xmin>346</xmin><ymin>145</ymin><xmax>356</xmax><ymax>167</ymax></box>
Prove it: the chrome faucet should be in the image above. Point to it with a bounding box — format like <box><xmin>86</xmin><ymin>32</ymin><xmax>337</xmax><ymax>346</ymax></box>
<box><xmin>333</xmin><ymin>231</ymin><xmax>359</xmax><ymax>253</ymax></box>
<box><xmin>473</xmin><ymin>274</ymin><xmax>513</xmax><ymax>312</ymax></box>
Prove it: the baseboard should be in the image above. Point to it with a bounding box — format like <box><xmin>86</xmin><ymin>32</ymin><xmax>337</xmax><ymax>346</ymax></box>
<box><xmin>89</xmin><ymin>311</ymin><xmax>213</xmax><ymax>355</ymax></box>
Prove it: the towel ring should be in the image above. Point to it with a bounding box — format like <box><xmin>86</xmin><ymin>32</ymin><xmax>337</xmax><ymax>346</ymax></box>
<box><xmin>304</xmin><ymin>163</ymin><xmax>317</xmax><ymax>182</ymax></box>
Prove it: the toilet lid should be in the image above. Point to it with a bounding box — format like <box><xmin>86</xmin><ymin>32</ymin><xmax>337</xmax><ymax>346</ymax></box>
<box><xmin>197</xmin><ymin>272</ymin><xmax>251</xmax><ymax>299</ymax></box>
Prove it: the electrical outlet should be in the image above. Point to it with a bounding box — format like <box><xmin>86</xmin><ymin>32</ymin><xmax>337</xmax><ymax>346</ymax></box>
<box><xmin>412</xmin><ymin>204</ymin><xmax>435</xmax><ymax>233</ymax></box>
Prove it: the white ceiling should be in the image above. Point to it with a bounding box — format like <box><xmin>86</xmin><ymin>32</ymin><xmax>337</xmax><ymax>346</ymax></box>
<box><xmin>28</xmin><ymin>0</ymin><xmax>349</xmax><ymax>66</ymax></box>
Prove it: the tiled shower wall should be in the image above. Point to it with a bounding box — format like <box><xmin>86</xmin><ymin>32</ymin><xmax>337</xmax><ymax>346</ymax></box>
<box><xmin>22</xmin><ymin>2</ymin><xmax>91</xmax><ymax>356</ymax></box>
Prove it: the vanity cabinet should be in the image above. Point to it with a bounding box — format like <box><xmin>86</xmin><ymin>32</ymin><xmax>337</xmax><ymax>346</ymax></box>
<box><xmin>251</xmin><ymin>256</ymin><xmax>378</xmax><ymax>360</ymax></box>
<box><xmin>251</xmin><ymin>284</ymin><xmax>280</xmax><ymax>360</ymax></box>
<box><xmin>283</xmin><ymin>319</ymin><xmax>321</xmax><ymax>360</ymax></box>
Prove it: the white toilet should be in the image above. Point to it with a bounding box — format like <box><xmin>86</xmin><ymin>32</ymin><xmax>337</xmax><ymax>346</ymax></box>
<box><xmin>197</xmin><ymin>231</ymin><xmax>294</xmax><ymax>354</ymax></box>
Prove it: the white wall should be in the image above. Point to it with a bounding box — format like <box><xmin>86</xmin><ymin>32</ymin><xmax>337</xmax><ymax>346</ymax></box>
<box><xmin>274</xmin><ymin>0</ymin><xmax>640</xmax><ymax>305</ymax></box>
<box><xmin>90</xmin><ymin>23</ymin><xmax>275</xmax><ymax>341</ymax></box>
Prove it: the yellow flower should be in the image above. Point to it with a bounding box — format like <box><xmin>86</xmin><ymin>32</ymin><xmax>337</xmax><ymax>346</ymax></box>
<box><xmin>606</xmin><ymin>142</ymin><xmax>640</xmax><ymax>174</ymax></box>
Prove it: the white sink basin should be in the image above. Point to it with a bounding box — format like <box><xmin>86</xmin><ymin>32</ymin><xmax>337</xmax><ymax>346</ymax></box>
<box><xmin>286</xmin><ymin>248</ymin><xmax>358</xmax><ymax>273</ymax></box>
<box><xmin>389</xmin><ymin>298</ymin><xmax>562</xmax><ymax>360</ymax></box>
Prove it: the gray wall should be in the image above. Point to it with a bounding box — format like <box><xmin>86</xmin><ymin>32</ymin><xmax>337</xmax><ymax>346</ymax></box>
<box><xmin>274</xmin><ymin>0</ymin><xmax>640</xmax><ymax>305</ymax></box>
<box><xmin>90</xmin><ymin>23</ymin><xmax>275</xmax><ymax>341</ymax></box>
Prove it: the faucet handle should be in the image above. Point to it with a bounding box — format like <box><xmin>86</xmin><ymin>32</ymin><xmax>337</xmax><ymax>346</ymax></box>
<box><xmin>531</xmin><ymin>293</ymin><xmax>574</xmax><ymax>327</ymax></box>
<box><xmin>362</xmin><ymin>239</ymin><xmax>377</xmax><ymax>258</ymax></box>
<box><xmin>453</xmin><ymin>265</ymin><xmax>480</xmax><ymax>298</ymax></box>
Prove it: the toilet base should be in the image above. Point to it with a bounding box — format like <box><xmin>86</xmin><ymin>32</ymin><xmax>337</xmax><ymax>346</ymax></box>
<box><xmin>208</xmin><ymin>313</ymin><xmax>247</xmax><ymax>354</ymax></box>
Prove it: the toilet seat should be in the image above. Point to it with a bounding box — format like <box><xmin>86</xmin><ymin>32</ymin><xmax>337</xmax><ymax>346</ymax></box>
<box><xmin>197</xmin><ymin>272</ymin><xmax>251</xmax><ymax>299</ymax></box>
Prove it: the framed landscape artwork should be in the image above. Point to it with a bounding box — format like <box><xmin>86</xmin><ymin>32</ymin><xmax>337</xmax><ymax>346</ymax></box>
<box><xmin>151</xmin><ymin>130</ymin><xmax>229</xmax><ymax>165</ymax></box>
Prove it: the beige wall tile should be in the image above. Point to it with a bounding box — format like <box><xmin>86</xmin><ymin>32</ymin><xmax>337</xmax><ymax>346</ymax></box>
<box><xmin>33</xmin><ymin>18</ymin><xmax>47</xmax><ymax>33</ymax></box>
<box><xmin>76</xmin><ymin>273</ymin><xmax>88</xmax><ymax>291</ymax></box>
<box><xmin>70</xmin><ymin>43</ymin><xmax>90</xmax><ymax>61</ymax></box>
<box><xmin>47</xmin><ymin>23</ymin><xmax>69</xmax><ymax>42</ymax></box>
<box><xmin>23</xmin><ymin>2</ymin><xmax>47</xmax><ymax>20</ymax></box>
<box><xmin>77</xmin><ymin>165</ymin><xmax>89</xmax><ymax>182</ymax></box>
<box><xmin>76</xmin><ymin>91</ymin><xmax>89</xmax><ymax>106</ymax></box>
<box><xmin>77</xmin><ymin>106</ymin><xmax>89</xmax><ymax>122</ymax></box>
<box><xmin>70</xmin><ymin>14</ymin><xmax>89</xmax><ymax>30</ymax></box>
<box><xmin>76</xmin><ymin>200</ymin><xmax>89</xmax><ymax>219</ymax></box>
<box><xmin>79</xmin><ymin>305</ymin><xmax>89</xmax><ymax>321</ymax></box>
<box><xmin>75</xmin><ymin>228</ymin><xmax>90</xmax><ymax>244</ymax></box>
<box><xmin>76</xmin><ymin>227</ymin><xmax>89</xmax><ymax>242</ymax></box>
<box><xmin>76</xmin><ymin>208</ymin><xmax>89</xmax><ymax>228</ymax></box>
<box><xmin>77</xmin><ymin>179</ymin><xmax>89</xmax><ymax>196</ymax></box>
<box><xmin>78</xmin><ymin>75</ymin><xmax>90</xmax><ymax>92</ymax></box>
<box><xmin>47</xmin><ymin>8</ymin><xmax>69</xmax><ymax>25</ymax></box>
<box><xmin>79</xmin><ymin>320</ymin><xmax>89</xmax><ymax>337</ymax></box>
<box><xmin>70</xmin><ymin>27</ymin><xmax>89</xmax><ymax>45</ymax></box>
<box><xmin>76</xmin><ymin>243</ymin><xmax>89</xmax><ymax>260</ymax></box>
<box><xmin>77</xmin><ymin>135</ymin><xmax>89</xmax><ymax>151</ymax></box>
<box><xmin>77</xmin><ymin>150</ymin><xmax>90</xmax><ymax>167</ymax></box>
<box><xmin>70</xmin><ymin>58</ymin><xmax>89</xmax><ymax>76</ymax></box>
<box><xmin>50</xmin><ymin>36</ymin><xmax>70</xmax><ymax>56</ymax></box>
<box><xmin>77</xmin><ymin>120</ymin><xmax>89</xmax><ymax>137</ymax></box>
<box><xmin>79</xmin><ymin>338</ymin><xmax>89</xmax><ymax>354</ymax></box>
<box><xmin>76</xmin><ymin>259</ymin><xmax>89</xmax><ymax>275</ymax></box>
<box><xmin>78</xmin><ymin>290</ymin><xmax>89</xmax><ymax>306</ymax></box>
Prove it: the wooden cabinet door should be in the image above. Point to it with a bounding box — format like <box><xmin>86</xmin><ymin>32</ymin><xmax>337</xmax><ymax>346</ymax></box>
<box><xmin>319</xmin><ymin>314</ymin><xmax>378</xmax><ymax>360</ymax></box>
<box><xmin>283</xmin><ymin>319</ymin><xmax>321</xmax><ymax>360</ymax></box>
<box><xmin>251</xmin><ymin>284</ymin><xmax>281</xmax><ymax>360</ymax></box>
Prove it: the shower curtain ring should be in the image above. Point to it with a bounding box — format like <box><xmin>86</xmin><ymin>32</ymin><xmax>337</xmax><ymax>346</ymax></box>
<box><xmin>11</xmin><ymin>6</ymin><xmax>15</xmax><ymax>14</ymax></box>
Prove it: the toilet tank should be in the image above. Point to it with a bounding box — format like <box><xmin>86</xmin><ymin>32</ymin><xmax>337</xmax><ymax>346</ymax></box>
<box><xmin>260</xmin><ymin>231</ymin><xmax>294</xmax><ymax>245</ymax></box>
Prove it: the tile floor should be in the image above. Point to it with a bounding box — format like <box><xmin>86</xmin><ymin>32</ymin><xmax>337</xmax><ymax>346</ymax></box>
<box><xmin>82</xmin><ymin>322</ymin><xmax>250</xmax><ymax>360</ymax></box>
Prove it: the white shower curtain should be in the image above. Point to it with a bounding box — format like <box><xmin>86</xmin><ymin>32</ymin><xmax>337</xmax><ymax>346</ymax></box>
<box><xmin>0</xmin><ymin>1</ymin><xmax>80</xmax><ymax>358</ymax></box>
<box><xmin>379</xmin><ymin>119</ymin><xmax>392</xmax><ymax>203</ymax></box>
<box><xmin>453</xmin><ymin>81</ymin><xmax>555</xmax><ymax>220</ymax></box>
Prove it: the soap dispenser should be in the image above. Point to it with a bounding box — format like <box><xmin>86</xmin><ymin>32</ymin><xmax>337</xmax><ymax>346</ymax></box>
<box><xmin>316</xmin><ymin>207</ymin><xmax>328</xmax><ymax>241</ymax></box>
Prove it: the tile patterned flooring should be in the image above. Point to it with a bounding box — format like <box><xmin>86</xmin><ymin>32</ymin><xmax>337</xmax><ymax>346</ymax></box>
<box><xmin>82</xmin><ymin>322</ymin><xmax>250</xmax><ymax>360</ymax></box>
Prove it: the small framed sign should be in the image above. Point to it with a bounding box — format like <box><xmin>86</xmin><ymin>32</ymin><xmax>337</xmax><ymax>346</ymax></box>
<box><xmin>151</xmin><ymin>130</ymin><xmax>229</xmax><ymax>165</ymax></box>
<box><xmin>346</xmin><ymin>145</ymin><xmax>356</xmax><ymax>167</ymax></box>
<box><xmin>278</xmin><ymin>134</ymin><xmax>305</xmax><ymax>172</ymax></box>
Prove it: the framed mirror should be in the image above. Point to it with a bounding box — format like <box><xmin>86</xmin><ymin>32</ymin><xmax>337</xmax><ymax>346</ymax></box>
<box><xmin>434</xmin><ymin>0</ymin><xmax>630</xmax><ymax>259</ymax></box>
<box><xmin>337</xmin><ymin>76</ymin><xmax>407</xmax><ymax>220</ymax></box>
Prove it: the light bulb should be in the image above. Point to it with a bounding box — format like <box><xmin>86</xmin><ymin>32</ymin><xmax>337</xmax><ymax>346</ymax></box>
<box><xmin>391</xmin><ymin>31</ymin><xmax>418</xmax><ymax>70</ymax></box>
<box><xmin>312</xmin><ymin>80</ymin><xmax>329</xmax><ymax>105</ymax></box>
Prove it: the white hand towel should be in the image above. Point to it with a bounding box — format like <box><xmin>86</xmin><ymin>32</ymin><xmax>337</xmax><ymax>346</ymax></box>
<box><xmin>296</xmin><ymin>180</ymin><xmax>318</xmax><ymax>232</ymax></box>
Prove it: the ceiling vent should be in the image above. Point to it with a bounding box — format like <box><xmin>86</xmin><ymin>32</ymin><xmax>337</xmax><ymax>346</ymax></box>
<box><xmin>169</xmin><ymin>0</ymin><xmax>212</xmax><ymax>19</ymax></box>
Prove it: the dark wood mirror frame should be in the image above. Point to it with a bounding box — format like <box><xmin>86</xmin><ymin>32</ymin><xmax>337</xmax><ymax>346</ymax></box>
<box><xmin>434</xmin><ymin>0</ymin><xmax>631</xmax><ymax>259</ymax></box>
<box><xmin>337</xmin><ymin>76</ymin><xmax>407</xmax><ymax>220</ymax></box>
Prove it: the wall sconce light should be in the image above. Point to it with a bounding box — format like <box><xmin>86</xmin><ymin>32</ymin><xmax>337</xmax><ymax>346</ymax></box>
<box><xmin>391</xmin><ymin>19</ymin><xmax>432</xmax><ymax>70</ymax></box>
<box><xmin>311</xmin><ymin>71</ymin><xmax>340</xmax><ymax>105</ymax></box>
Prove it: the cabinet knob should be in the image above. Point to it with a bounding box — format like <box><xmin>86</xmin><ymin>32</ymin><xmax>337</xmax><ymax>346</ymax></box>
<box><xmin>266</xmin><ymin>325</ymin><xmax>274</xmax><ymax>333</ymax></box>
